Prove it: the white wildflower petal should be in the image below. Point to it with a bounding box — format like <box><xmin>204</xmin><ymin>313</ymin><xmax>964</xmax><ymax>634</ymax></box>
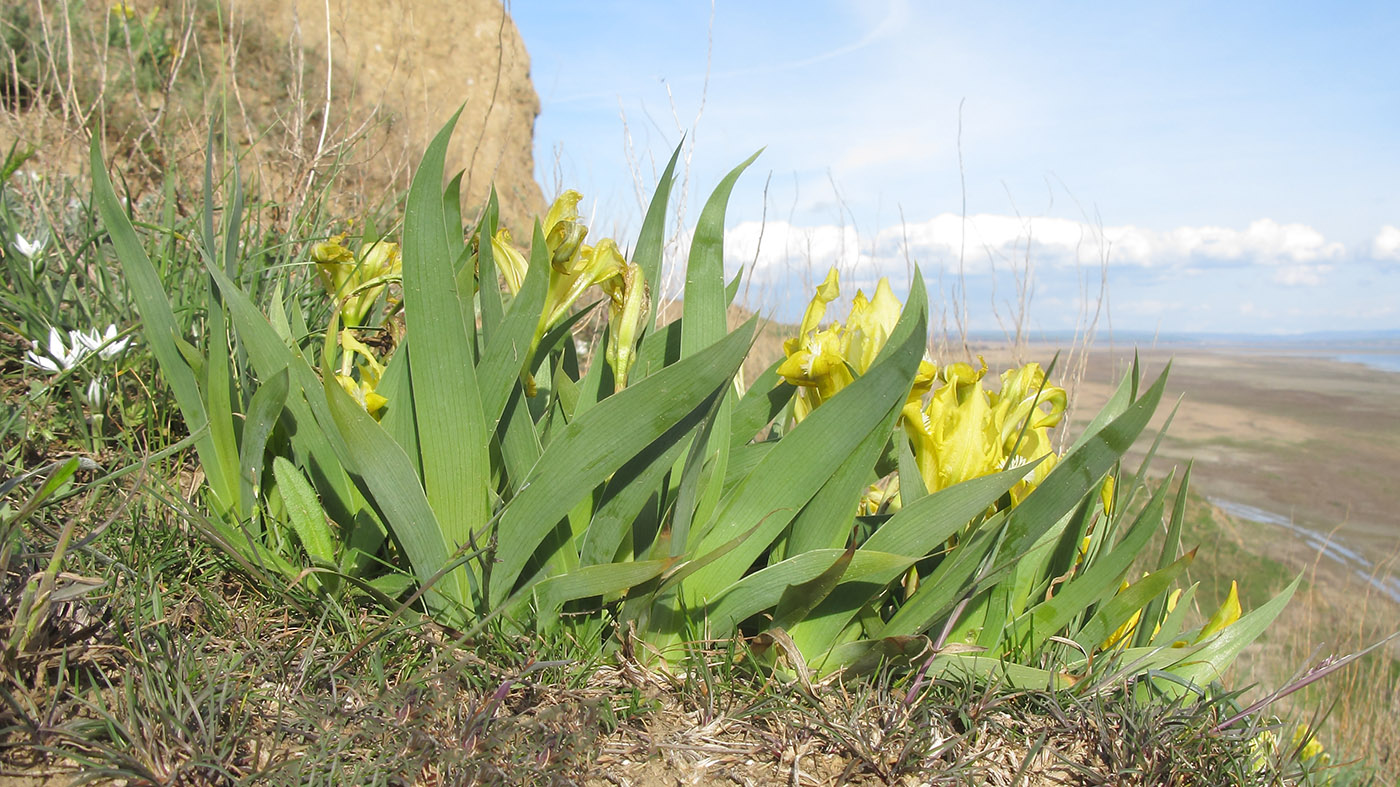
<box><xmin>25</xmin><ymin>350</ymin><xmax>60</xmax><ymax>373</ymax></box>
<box><xmin>101</xmin><ymin>334</ymin><xmax>131</xmax><ymax>359</ymax></box>
<box><xmin>85</xmin><ymin>378</ymin><xmax>106</xmax><ymax>408</ymax></box>
<box><xmin>63</xmin><ymin>332</ymin><xmax>92</xmax><ymax>367</ymax></box>
<box><xmin>14</xmin><ymin>233</ymin><xmax>45</xmax><ymax>258</ymax></box>
<box><xmin>47</xmin><ymin>327</ymin><xmax>65</xmax><ymax>361</ymax></box>
<box><xmin>76</xmin><ymin>329</ymin><xmax>101</xmax><ymax>354</ymax></box>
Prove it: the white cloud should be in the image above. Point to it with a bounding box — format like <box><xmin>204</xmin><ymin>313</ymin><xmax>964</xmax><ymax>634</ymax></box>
<box><xmin>723</xmin><ymin>220</ymin><xmax>871</xmax><ymax>279</ymax></box>
<box><xmin>1372</xmin><ymin>225</ymin><xmax>1400</xmax><ymax>260</ymax></box>
<box><xmin>1272</xmin><ymin>264</ymin><xmax>1330</xmax><ymax>287</ymax></box>
<box><xmin>723</xmin><ymin>214</ymin><xmax>1350</xmax><ymax>283</ymax></box>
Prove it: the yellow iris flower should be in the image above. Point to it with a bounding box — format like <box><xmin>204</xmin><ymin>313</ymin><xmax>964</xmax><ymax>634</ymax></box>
<box><xmin>312</xmin><ymin>234</ymin><xmax>402</xmax><ymax>328</ymax></box>
<box><xmin>1197</xmin><ymin>580</ymin><xmax>1242</xmax><ymax>642</ymax></box>
<box><xmin>900</xmin><ymin>357</ymin><xmax>1065</xmax><ymax>505</ymax></box>
<box><xmin>778</xmin><ymin>268</ymin><xmax>935</xmax><ymax>423</ymax></box>
<box><xmin>489</xmin><ymin>191</ymin><xmax>640</xmax><ymax>395</ymax></box>
<box><xmin>779</xmin><ymin>268</ymin><xmax>1064</xmax><ymax>509</ymax></box>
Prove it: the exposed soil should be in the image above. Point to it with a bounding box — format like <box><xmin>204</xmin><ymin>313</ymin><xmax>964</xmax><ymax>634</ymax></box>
<box><xmin>0</xmin><ymin>0</ymin><xmax>545</xmax><ymax>232</ymax></box>
<box><xmin>236</xmin><ymin>0</ymin><xmax>545</xmax><ymax>230</ymax></box>
<box><xmin>1062</xmin><ymin>345</ymin><xmax>1400</xmax><ymax>559</ymax></box>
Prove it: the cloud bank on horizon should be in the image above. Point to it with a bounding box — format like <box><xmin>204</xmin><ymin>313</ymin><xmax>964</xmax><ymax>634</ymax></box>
<box><xmin>715</xmin><ymin>217</ymin><xmax>1398</xmax><ymax>334</ymax></box>
<box><xmin>512</xmin><ymin>1</ymin><xmax>1399</xmax><ymax>336</ymax></box>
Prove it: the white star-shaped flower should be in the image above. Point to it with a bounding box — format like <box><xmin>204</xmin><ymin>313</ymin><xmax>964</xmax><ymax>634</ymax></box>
<box><xmin>14</xmin><ymin>233</ymin><xmax>46</xmax><ymax>259</ymax></box>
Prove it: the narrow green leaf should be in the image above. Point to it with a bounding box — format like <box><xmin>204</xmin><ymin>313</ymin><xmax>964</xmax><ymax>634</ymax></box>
<box><xmin>401</xmin><ymin>109</ymin><xmax>491</xmax><ymax>561</ymax></box>
<box><xmin>576</xmin><ymin>420</ymin><xmax>694</xmax><ymax>566</ymax></box>
<box><xmin>201</xmin><ymin>130</ymin><xmax>245</xmax><ymax>511</ymax></box>
<box><xmin>687</xmin><ymin>274</ymin><xmax>928</xmax><ymax>600</ymax></box>
<box><xmin>534</xmin><ymin>559</ymin><xmax>672</xmax><ymax>630</ymax></box>
<box><xmin>91</xmin><ymin>137</ymin><xmax>227</xmax><ymax>510</ymax></box>
<box><xmin>1066</xmin><ymin>361</ymin><xmax>1137</xmax><ymax>456</ymax></box>
<box><xmin>497</xmin><ymin>383</ymin><xmax>543</xmax><ymax>499</ymax></box>
<box><xmin>476</xmin><ymin>188</ymin><xmax>504</xmax><ymax>339</ymax></box>
<box><xmin>203</xmin><ymin>304</ymin><xmax>241</xmax><ymax>511</ymax></box>
<box><xmin>239</xmin><ymin>366</ymin><xmax>289</xmax><ymax>518</ymax></box>
<box><xmin>896</xmin><ymin>435</ymin><xmax>929</xmax><ymax>506</ymax></box>
<box><xmin>488</xmin><ymin>319</ymin><xmax>757</xmax><ymax>606</ymax></box>
<box><xmin>323</xmin><ymin>372</ymin><xmax>471</xmax><ymax>619</ymax></box>
<box><xmin>780</xmin><ymin>467</ymin><xmax>1032</xmax><ymax>660</ymax></box>
<box><xmin>1015</xmin><ymin>474</ymin><xmax>1171</xmax><ymax>652</ymax></box>
<box><xmin>669</xmin><ymin>388</ymin><xmax>728</xmax><ymax>558</ymax></box>
<box><xmin>703</xmin><ymin>549</ymin><xmax>914</xmax><ymax>637</ymax></box>
<box><xmin>931</xmin><ymin>654</ymin><xmax>1068</xmax><ymax>690</ymax></box>
<box><xmin>1133</xmin><ymin>461</ymin><xmax>1193</xmax><ymax>649</ymax></box>
<box><xmin>375</xmin><ymin>338</ymin><xmax>423</xmax><ymax>477</ymax></box>
<box><xmin>200</xmin><ymin>244</ymin><xmax>359</xmax><ymax>527</ymax></box>
<box><xmin>444</xmin><ymin>170</ymin><xmax>467</xmax><ymax>275</ymax></box>
<box><xmin>636</xmin><ymin>143</ymin><xmax>682</xmax><ymax>335</ymax></box>
<box><xmin>771</xmin><ymin>543</ymin><xmax>856</xmax><ymax>632</ymax></box>
<box><xmin>634</xmin><ymin>317</ymin><xmax>684</xmax><ymax>380</ymax></box>
<box><xmin>1166</xmin><ymin>575</ymin><xmax>1301</xmax><ymax>689</ymax></box>
<box><xmin>782</xmin><ymin>421</ymin><xmax>888</xmax><ymax>555</ymax></box>
<box><xmin>1075</xmin><ymin>549</ymin><xmax>1194</xmax><ymax>651</ymax></box>
<box><xmin>722</xmin><ymin>442</ymin><xmax>774</xmax><ymax>497</ymax></box>
<box><xmin>729</xmin><ymin>357</ymin><xmax>793</xmax><ymax>450</ymax></box>
<box><xmin>681</xmin><ymin>151</ymin><xmax>761</xmax><ymax>358</ymax></box>
<box><xmin>480</xmin><ymin>221</ymin><xmax>550</xmax><ymax>426</ymax></box>
<box><xmin>1149</xmin><ymin>582</ymin><xmax>1198</xmax><ymax>647</ymax></box>
<box><xmin>1117</xmin><ymin>398</ymin><xmax>1181</xmax><ymax>517</ymax></box>
<box><xmin>995</xmin><ymin>366</ymin><xmax>1169</xmax><ymax>573</ymax></box>
<box><xmin>272</xmin><ymin>457</ymin><xmax>337</xmax><ymax>567</ymax></box>
<box><xmin>677</xmin><ymin>153</ymin><xmax>758</xmax><ymax>533</ymax></box>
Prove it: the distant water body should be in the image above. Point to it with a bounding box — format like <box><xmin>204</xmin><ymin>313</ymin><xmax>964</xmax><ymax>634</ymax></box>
<box><xmin>1209</xmin><ymin>497</ymin><xmax>1400</xmax><ymax>604</ymax></box>
<box><xmin>1325</xmin><ymin>352</ymin><xmax>1400</xmax><ymax>374</ymax></box>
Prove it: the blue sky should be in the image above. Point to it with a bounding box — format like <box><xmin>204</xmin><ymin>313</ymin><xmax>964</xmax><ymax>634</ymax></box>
<box><xmin>511</xmin><ymin>1</ymin><xmax>1399</xmax><ymax>334</ymax></box>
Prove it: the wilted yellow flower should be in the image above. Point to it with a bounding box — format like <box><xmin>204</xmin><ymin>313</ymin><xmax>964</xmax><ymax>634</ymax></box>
<box><xmin>543</xmin><ymin>190</ymin><xmax>587</xmax><ymax>270</ymax></box>
<box><xmin>600</xmin><ymin>259</ymin><xmax>649</xmax><ymax>388</ymax></box>
<box><xmin>490</xmin><ymin>228</ymin><xmax>529</xmax><ymax>295</ymax></box>
<box><xmin>544</xmin><ymin>237</ymin><xmax>626</xmax><ymax>331</ymax></box>
<box><xmin>487</xmin><ymin>191</ymin><xmax>632</xmax><ymax>395</ymax></box>
<box><xmin>312</xmin><ymin>234</ymin><xmax>402</xmax><ymax>327</ymax></box>
<box><xmin>335</xmin><ymin>329</ymin><xmax>388</xmax><ymax>419</ymax></box>
<box><xmin>312</xmin><ymin>234</ymin><xmax>355</xmax><ymax>290</ymax></box>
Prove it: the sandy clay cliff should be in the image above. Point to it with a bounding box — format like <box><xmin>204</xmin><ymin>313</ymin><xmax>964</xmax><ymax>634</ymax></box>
<box><xmin>237</xmin><ymin>0</ymin><xmax>545</xmax><ymax>226</ymax></box>
<box><xmin>1</xmin><ymin>0</ymin><xmax>544</xmax><ymax>230</ymax></box>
